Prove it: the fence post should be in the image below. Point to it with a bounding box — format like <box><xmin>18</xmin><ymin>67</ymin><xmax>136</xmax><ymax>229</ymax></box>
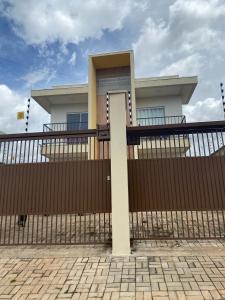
<box><xmin>109</xmin><ymin>91</ymin><xmax>130</xmax><ymax>256</ymax></box>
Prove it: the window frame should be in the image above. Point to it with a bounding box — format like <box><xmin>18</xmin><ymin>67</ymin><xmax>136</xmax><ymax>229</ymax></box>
<box><xmin>67</xmin><ymin>112</ymin><xmax>88</xmax><ymax>130</ymax></box>
<box><xmin>136</xmin><ymin>106</ymin><xmax>165</xmax><ymax>126</ymax></box>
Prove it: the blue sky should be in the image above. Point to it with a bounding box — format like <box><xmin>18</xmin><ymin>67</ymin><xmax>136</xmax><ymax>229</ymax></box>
<box><xmin>0</xmin><ymin>0</ymin><xmax>225</xmax><ymax>133</ymax></box>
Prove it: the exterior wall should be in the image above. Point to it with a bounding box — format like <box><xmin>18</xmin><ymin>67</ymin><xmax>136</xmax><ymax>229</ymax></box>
<box><xmin>96</xmin><ymin>67</ymin><xmax>131</xmax><ymax>95</ymax></box>
<box><xmin>50</xmin><ymin>103</ymin><xmax>88</xmax><ymax>124</ymax></box>
<box><xmin>49</xmin><ymin>95</ymin><xmax>183</xmax><ymax>125</ymax></box>
<box><xmin>136</xmin><ymin>95</ymin><xmax>183</xmax><ymax>116</ymax></box>
<box><xmin>88</xmin><ymin>58</ymin><xmax>97</xmax><ymax>129</ymax></box>
<box><xmin>49</xmin><ymin>94</ymin><xmax>183</xmax><ymax>124</ymax></box>
<box><xmin>130</xmin><ymin>52</ymin><xmax>137</xmax><ymax>125</ymax></box>
<box><xmin>96</xmin><ymin>66</ymin><xmax>131</xmax><ymax>125</ymax></box>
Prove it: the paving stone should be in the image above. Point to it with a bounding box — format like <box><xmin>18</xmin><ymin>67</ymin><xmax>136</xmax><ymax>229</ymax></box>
<box><xmin>0</xmin><ymin>241</ymin><xmax>225</xmax><ymax>299</ymax></box>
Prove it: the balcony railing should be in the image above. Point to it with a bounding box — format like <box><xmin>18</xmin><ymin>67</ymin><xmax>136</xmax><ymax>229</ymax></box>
<box><xmin>43</xmin><ymin>116</ymin><xmax>186</xmax><ymax>132</ymax></box>
<box><xmin>136</xmin><ymin>115</ymin><xmax>186</xmax><ymax>126</ymax></box>
<box><xmin>43</xmin><ymin>122</ymin><xmax>88</xmax><ymax>132</ymax></box>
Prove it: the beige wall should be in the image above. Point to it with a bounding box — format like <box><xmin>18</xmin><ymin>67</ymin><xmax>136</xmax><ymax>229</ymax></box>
<box><xmin>109</xmin><ymin>91</ymin><xmax>130</xmax><ymax>255</ymax></box>
<box><xmin>130</xmin><ymin>51</ymin><xmax>136</xmax><ymax>126</ymax></box>
<box><xmin>136</xmin><ymin>95</ymin><xmax>183</xmax><ymax>116</ymax></box>
<box><xmin>88</xmin><ymin>57</ymin><xmax>97</xmax><ymax>129</ymax></box>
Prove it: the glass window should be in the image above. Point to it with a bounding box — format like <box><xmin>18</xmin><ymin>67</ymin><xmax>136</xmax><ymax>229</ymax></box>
<box><xmin>67</xmin><ymin>112</ymin><xmax>88</xmax><ymax>130</ymax></box>
<box><xmin>136</xmin><ymin>107</ymin><xmax>165</xmax><ymax>126</ymax></box>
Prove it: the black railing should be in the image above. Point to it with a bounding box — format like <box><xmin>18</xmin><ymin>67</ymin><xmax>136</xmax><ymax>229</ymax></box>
<box><xmin>127</xmin><ymin>121</ymin><xmax>225</xmax><ymax>240</ymax></box>
<box><xmin>43</xmin><ymin>122</ymin><xmax>88</xmax><ymax>132</ymax></box>
<box><xmin>0</xmin><ymin>129</ymin><xmax>111</xmax><ymax>245</ymax></box>
<box><xmin>136</xmin><ymin>115</ymin><xmax>186</xmax><ymax>126</ymax></box>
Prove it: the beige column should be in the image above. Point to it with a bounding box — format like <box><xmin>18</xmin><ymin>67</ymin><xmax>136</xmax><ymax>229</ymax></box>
<box><xmin>109</xmin><ymin>91</ymin><xmax>130</xmax><ymax>256</ymax></box>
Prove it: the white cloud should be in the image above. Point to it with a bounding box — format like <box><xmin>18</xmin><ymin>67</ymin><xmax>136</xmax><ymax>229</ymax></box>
<box><xmin>184</xmin><ymin>98</ymin><xmax>224</xmax><ymax>123</ymax></box>
<box><xmin>0</xmin><ymin>0</ymin><xmax>147</xmax><ymax>46</ymax></box>
<box><xmin>170</xmin><ymin>0</ymin><xmax>225</xmax><ymax>21</ymax></box>
<box><xmin>21</xmin><ymin>68</ymin><xmax>55</xmax><ymax>87</ymax></box>
<box><xmin>159</xmin><ymin>54</ymin><xmax>203</xmax><ymax>76</ymax></box>
<box><xmin>133</xmin><ymin>0</ymin><xmax>225</xmax><ymax>77</ymax></box>
<box><xmin>69</xmin><ymin>52</ymin><xmax>77</xmax><ymax>66</ymax></box>
<box><xmin>0</xmin><ymin>84</ymin><xmax>49</xmax><ymax>133</ymax></box>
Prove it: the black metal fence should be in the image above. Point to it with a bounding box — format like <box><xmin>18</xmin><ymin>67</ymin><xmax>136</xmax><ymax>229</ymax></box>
<box><xmin>0</xmin><ymin>129</ymin><xmax>111</xmax><ymax>245</ymax></box>
<box><xmin>127</xmin><ymin>121</ymin><xmax>225</xmax><ymax>240</ymax></box>
<box><xmin>136</xmin><ymin>115</ymin><xmax>186</xmax><ymax>126</ymax></box>
<box><xmin>1</xmin><ymin>120</ymin><xmax>225</xmax><ymax>245</ymax></box>
<box><xmin>43</xmin><ymin>122</ymin><xmax>88</xmax><ymax>132</ymax></box>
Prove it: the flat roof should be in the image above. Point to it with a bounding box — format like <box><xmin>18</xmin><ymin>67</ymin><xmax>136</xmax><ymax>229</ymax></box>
<box><xmin>32</xmin><ymin>75</ymin><xmax>198</xmax><ymax>112</ymax></box>
<box><xmin>135</xmin><ymin>76</ymin><xmax>198</xmax><ymax>104</ymax></box>
<box><xmin>31</xmin><ymin>84</ymin><xmax>88</xmax><ymax>113</ymax></box>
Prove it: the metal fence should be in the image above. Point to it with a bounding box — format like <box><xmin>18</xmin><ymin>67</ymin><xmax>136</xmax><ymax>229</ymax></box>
<box><xmin>127</xmin><ymin>121</ymin><xmax>225</xmax><ymax>240</ymax></box>
<box><xmin>0</xmin><ymin>129</ymin><xmax>111</xmax><ymax>245</ymax></box>
<box><xmin>136</xmin><ymin>115</ymin><xmax>186</xmax><ymax>126</ymax></box>
<box><xmin>43</xmin><ymin>122</ymin><xmax>88</xmax><ymax>132</ymax></box>
<box><xmin>1</xmin><ymin>121</ymin><xmax>225</xmax><ymax>245</ymax></box>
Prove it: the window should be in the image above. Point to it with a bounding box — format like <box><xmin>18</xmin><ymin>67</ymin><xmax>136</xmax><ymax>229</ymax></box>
<box><xmin>67</xmin><ymin>112</ymin><xmax>88</xmax><ymax>144</ymax></box>
<box><xmin>67</xmin><ymin>112</ymin><xmax>88</xmax><ymax>131</ymax></box>
<box><xmin>136</xmin><ymin>107</ymin><xmax>165</xmax><ymax>126</ymax></box>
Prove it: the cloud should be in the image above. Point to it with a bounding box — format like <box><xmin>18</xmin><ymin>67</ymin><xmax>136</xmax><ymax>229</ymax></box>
<box><xmin>159</xmin><ymin>54</ymin><xmax>203</xmax><ymax>76</ymax></box>
<box><xmin>184</xmin><ymin>98</ymin><xmax>224</xmax><ymax>122</ymax></box>
<box><xmin>133</xmin><ymin>0</ymin><xmax>225</xmax><ymax>77</ymax></box>
<box><xmin>0</xmin><ymin>84</ymin><xmax>49</xmax><ymax>133</ymax></box>
<box><xmin>0</xmin><ymin>0</ymin><xmax>147</xmax><ymax>46</ymax></box>
<box><xmin>21</xmin><ymin>68</ymin><xmax>56</xmax><ymax>87</ymax></box>
<box><xmin>69</xmin><ymin>52</ymin><xmax>77</xmax><ymax>66</ymax></box>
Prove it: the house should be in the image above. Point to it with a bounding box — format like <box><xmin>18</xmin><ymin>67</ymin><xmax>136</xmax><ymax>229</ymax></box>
<box><xmin>31</xmin><ymin>50</ymin><xmax>198</xmax><ymax>159</ymax></box>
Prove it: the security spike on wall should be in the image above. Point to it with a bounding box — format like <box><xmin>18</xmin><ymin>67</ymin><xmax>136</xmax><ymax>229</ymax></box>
<box><xmin>128</xmin><ymin>91</ymin><xmax>133</xmax><ymax>125</ymax></box>
<box><xmin>220</xmin><ymin>82</ymin><xmax>225</xmax><ymax>119</ymax></box>
<box><xmin>25</xmin><ymin>98</ymin><xmax>31</xmax><ymax>133</ymax></box>
<box><xmin>106</xmin><ymin>92</ymin><xmax>110</xmax><ymax>125</ymax></box>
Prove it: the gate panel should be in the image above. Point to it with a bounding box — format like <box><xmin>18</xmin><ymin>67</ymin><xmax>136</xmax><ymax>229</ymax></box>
<box><xmin>0</xmin><ymin>130</ymin><xmax>111</xmax><ymax>245</ymax></box>
<box><xmin>127</xmin><ymin>122</ymin><xmax>225</xmax><ymax>240</ymax></box>
<box><xmin>128</xmin><ymin>157</ymin><xmax>225</xmax><ymax>211</ymax></box>
<box><xmin>0</xmin><ymin>160</ymin><xmax>111</xmax><ymax>215</ymax></box>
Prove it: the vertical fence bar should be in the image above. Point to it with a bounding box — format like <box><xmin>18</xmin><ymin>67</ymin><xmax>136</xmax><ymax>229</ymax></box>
<box><xmin>127</xmin><ymin>122</ymin><xmax>225</xmax><ymax>241</ymax></box>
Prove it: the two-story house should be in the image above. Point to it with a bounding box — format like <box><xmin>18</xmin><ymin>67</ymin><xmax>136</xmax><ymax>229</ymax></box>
<box><xmin>31</xmin><ymin>50</ymin><xmax>197</xmax><ymax>159</ymax></box>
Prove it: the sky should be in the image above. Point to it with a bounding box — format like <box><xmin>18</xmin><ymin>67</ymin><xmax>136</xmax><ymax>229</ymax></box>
<box><xmin>0</xmin><ymin>0</ymin><xmax>225</xmax><ymax>133</ymax></box>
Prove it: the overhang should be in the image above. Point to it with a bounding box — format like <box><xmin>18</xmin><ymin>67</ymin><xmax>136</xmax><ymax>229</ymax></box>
<box><xmin>31</xmin><ymin>84</ymin><xmax>88</xmax><ymax>113</ymax></box>
<box><xmin>90</xmin><ymin>50</ymin><xmax>132</xmax><ymax>69</ymax></box>
<box><xmin>135</xmin><ymin>76</ymin><xmax>198</xmax><ymax>104</ymax></box>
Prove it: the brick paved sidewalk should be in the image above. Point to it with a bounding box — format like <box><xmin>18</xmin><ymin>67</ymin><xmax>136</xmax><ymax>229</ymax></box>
<box><xmin>0</xmin><ymin>241</ymin><xmax>225</xmax><ymax>299</ymax></box>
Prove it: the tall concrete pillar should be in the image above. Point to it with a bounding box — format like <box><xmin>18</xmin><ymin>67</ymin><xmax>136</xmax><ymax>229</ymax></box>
<box><xmin>109</xmin><ymin>91</ymin><xmax>130</xmax><ymax>256</ymax></box>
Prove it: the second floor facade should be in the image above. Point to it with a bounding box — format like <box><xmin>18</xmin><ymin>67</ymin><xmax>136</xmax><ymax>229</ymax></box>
<box><xmin>31</xmin><ymin>50</ymin><xmax>198</xmax><ymax>132</ymax></box>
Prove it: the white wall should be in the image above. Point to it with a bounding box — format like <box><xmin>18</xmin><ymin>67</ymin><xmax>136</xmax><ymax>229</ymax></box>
<box><xmin>50</xmin><ymin>103</ymin><xmax>88</xmax><ymax>123</ymax></box>
<box><xmin>136</xmin><ymin>96</ymin><xmax>183</xmax><ymax>116</ymax></box>
<box><xmin>50</xmin><ymin>95</ymin><xmax>183</xmax><ymax>124</ymax></box>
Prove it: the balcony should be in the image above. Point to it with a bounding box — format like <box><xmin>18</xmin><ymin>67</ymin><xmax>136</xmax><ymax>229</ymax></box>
<box><xmin>42</xmin><ymin>122</ymin><xmax>89</xmax><ymax>160</ymax></box>
<box><xmin>43</xmin><ymin>122</ymin><xmax>88</xmax><ymax>132</ymax></box>
<box><xmin>136</xmin><ymin>115</ymin><xmax>186</xmax><ymax>126</ymax></box>
<box><xmin>135</xmin><ymin>115</ymin><xmax>188</xmax><ymax>158</ymax></box>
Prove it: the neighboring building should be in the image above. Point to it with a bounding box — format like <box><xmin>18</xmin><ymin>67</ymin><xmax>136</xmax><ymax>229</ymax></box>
<box><xmin>0</xmin><ymin>131</ymin><xmax>5</xmax><ymax>164</ymax></box>
<box><xmin>31</xmin><ymin>50</ymin><xmax>198</xmax><ymax>159</ymax></box>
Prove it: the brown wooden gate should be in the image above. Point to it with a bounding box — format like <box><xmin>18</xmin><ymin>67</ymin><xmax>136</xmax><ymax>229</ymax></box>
<box><xmin>127</xmin><ymin>122</ymin><xmax>225</xmax><ymax>240</ymax></box>
<box><xmin>0</xmin><ymin>130</ymin><xmax>111</xmax><ymax>245</ymax></box>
